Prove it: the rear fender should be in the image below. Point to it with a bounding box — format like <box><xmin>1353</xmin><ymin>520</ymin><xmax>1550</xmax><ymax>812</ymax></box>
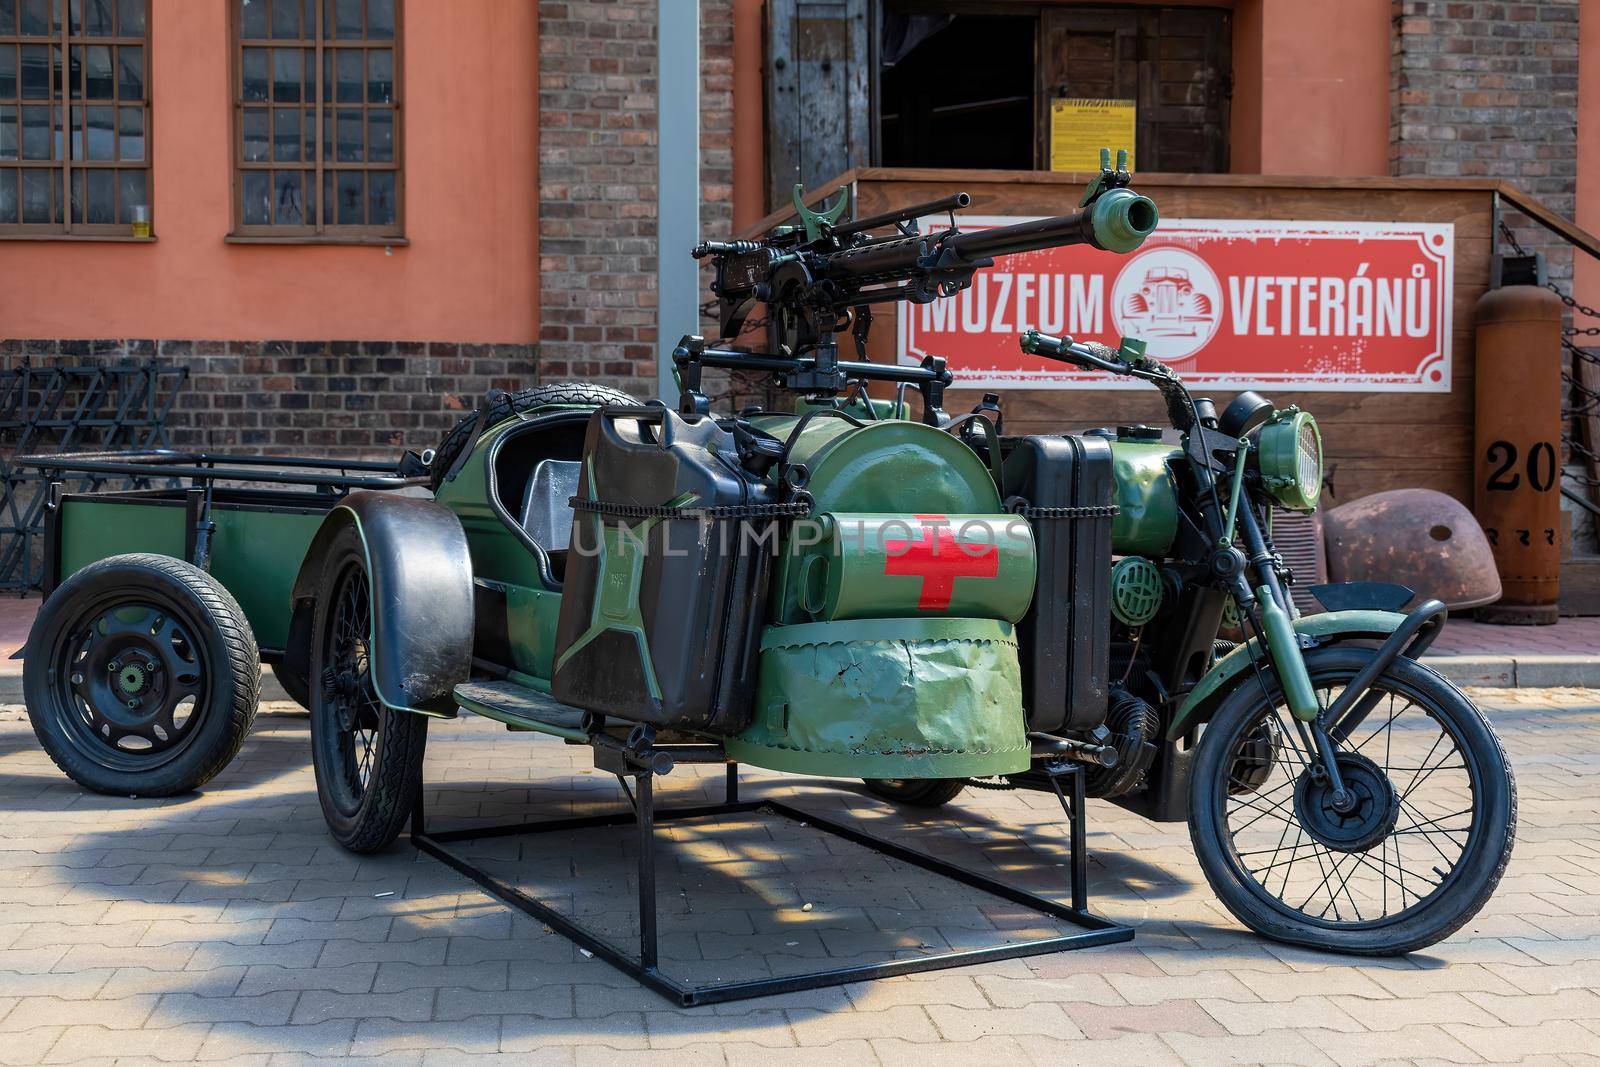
<box><xmin>1166</xmin><ymin>609</ymin><xmax>1411</xmax><ymax>741</ymax></box>
<box><xmin>287</xmin><ymin>493</ymin><xmax>473</xmax><ymax>716</ymax></box>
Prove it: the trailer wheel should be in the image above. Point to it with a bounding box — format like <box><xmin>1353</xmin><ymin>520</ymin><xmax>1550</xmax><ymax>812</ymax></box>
<box><xmin>24</xmin><ymin>553</ymin><xmax>261</xmax><ymax>796</ymax></box>
<box><xmin>863</xmin><ymin>778</ymin><xmax>968</xmax><ymax>808</ymax></box>
<box><xmin>308</xmin><ymin>526</ymin><xmax>427</xmax><ymax>853</ymax></box>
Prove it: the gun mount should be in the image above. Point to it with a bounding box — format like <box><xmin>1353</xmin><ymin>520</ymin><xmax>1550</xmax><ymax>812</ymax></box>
<box><xmin>678</xmin><ymin>148</ymin><xmax>1159</xmax><ymax>425</ymax></box>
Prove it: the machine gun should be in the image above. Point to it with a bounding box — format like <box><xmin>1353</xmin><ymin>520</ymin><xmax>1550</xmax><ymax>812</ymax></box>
<box><xmin>674</xmin><ymin>148</ymin><xmax>1159</xmax><ymax>424</ymax></box>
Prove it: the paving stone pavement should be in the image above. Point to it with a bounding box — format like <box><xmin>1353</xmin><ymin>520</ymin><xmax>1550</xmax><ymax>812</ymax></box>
<box><xmin>0</xmin><ymin>688</ymin><xmax>1597</xmax><ymax>1065</ymax></box>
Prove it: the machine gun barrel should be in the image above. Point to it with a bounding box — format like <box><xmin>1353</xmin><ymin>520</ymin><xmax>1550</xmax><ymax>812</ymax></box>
<box><xmin>832</xmin><ymin>192</ymin><xmax>971</xmax><ymax>240</ymax></box>
<box><xmin>820</xmin><ymin>186</ymin><xmax>1158</xmax><ymax>284</ymax></box>
<box><xmin>946</xmin><ymin>187</ymin><xmax>1158</xmax><ymax>259</ymax></box>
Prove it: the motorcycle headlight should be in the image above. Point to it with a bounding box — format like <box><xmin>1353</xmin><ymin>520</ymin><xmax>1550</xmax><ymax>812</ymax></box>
<box><xmin>1257</xmin><ymin>408</ymin><xmax>1322</xmax><ymax>512</ymax></box>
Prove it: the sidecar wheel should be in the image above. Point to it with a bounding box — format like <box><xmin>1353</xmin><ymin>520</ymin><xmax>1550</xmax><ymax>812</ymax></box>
<box><xmin>308</xmin><ymin>528</ymin><xmax>427</xmax><ymax>853</ymax></box>
<box><xmin>863</xmin><ymin>778</ymin><xmax>968</xmax><ymax>808</ymax></box>
<box><xmin>23</xmin><ymin>553</ymin><xmax>260</xmax><ymax>796</ymax></box>
<box><xmin>1188</xmin><ymin>647</ymin><xmax>1515</xmax><ymax>955</ymax></box>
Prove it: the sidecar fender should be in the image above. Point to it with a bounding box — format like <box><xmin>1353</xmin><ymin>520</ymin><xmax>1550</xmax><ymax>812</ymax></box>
<box><xmin>1166</xmin><ymin>609</ymin><xmax>1410</xmax><ymax>741</ymax></box>
<box><xmin>284</xmin><ymin>492</ymin><xmax>473</xmax><ymax>717</ymax></box>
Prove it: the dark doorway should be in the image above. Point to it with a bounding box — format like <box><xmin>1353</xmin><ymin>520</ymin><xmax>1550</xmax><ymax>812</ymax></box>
<box><xmin>878</xmin><ymin>13</ymin><xmax>1036</xmax><ymax>170</ymax></box>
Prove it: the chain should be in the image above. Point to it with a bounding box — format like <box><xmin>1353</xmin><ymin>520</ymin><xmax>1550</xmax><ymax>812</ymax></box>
<box><xmin>569</xmin><ymin>497</ymin><xmax>812</xmax><ymax>521</ymax></box>
<box><xmin>1010</xmin><ymin>503</ymin><xmax>1121</xmax><ymax>520</ymax></box>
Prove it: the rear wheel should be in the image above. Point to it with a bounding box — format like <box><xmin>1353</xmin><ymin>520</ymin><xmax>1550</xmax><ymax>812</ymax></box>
<box><xmin>863</xmin><ymin>778</ymin><xmax>968</xmax><ymax>808</ymax></box>
<box><xmin>1188</xmin><ymin>646</ymin><xmax>1515</xmax><ymax>955</ymax></box>
<box><xmin>308</xmin><ymin>528</ymin><xmax>427</xmax><ymax>853</ymax></box>
<box><xmin>430</xmin><ymin>381</ymin><xmax>640</xmax><ymax>487</ymax></box>
<box><xmin>24</xmin><ymin>553</ymin><xmax>260</xmax><ymax>796</ymax></box>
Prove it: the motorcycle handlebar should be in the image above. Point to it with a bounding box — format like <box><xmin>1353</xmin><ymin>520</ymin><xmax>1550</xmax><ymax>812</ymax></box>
<box><xmin>1018</xmin><ymin>329</ymin><xmax>1132</xmax><ymax>375</ymax></box>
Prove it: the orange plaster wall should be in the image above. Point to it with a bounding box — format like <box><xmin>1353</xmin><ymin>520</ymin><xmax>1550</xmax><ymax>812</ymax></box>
<box><xmin>0</xmin><ymin>0</ymin><xmax>539</xmax><ymax>344</ymax></box>
<box><xmin>1230</xmin><ymin>0</ymin><xmax>1391</xmax><ymax>177</ymax></box>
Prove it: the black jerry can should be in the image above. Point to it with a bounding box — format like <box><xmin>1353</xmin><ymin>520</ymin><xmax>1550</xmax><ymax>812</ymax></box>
<box><xmin>1002</xmin><ymin>434</ymin><xmax>1115</xmax><ymax>733</ymax></box>
<box><xmin>552</xmin><ymin>405</ymin><xmax>772</xmax><ymax>734</ymax></box>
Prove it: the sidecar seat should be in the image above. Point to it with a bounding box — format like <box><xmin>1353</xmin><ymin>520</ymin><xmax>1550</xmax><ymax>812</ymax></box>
<box><xmin>520</xmin><ymin>459</ymin><xmax>581</xmax><ymax>579</ymax></box>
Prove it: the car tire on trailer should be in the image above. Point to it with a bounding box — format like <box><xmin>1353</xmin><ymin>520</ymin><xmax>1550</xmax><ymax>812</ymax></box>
<box><xmin>308</xmin><ymin>525</ymin><xmax>428</xmax><ymax>853</ymax></box>
<box><xmin>23</xmin><ymin>553</ymin><xmax>261</xmax><ymax>796</ymax></box>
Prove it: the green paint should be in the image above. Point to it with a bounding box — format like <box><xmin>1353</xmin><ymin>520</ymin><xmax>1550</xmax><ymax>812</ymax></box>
<box><xmin>505</xmin><ymin>582</ymin><xmax>563</xmax><ymax>682</ymax></box>
<box><xmin>434</xmin><ymin>419</ymin><xmax>547</xmax><ymax>590</ymax></box>
<box><xmin>1109</xmin><ymin>556</ymin><xmax>1162</xmax><ymax>626</ymax></box>
<box><xmin>723</xmin><ymin>616</ymin><xmax>1031</xmax><ymax>778</ymax></box>
<box><xmin>552</xmin><ymin>462</ymin><xmax>695</xmax><ymax>699</ymax></box>
<box><xmin>56</xmin><ymin>496</ymin><xmax>321</xmax><ymax>651</ymax></box>
<box><xmin>783</xmin><ymin>512</ymin><xmax>1036</xmax><ymax>623</ymax></box>
<box><xmin>1167</xmin><ymin>608</ymin><xmax>1411</xmax><ymax>739</ymax></box>
<box><xmin>794</xmin><ymin>395</ymin><xmax>909</xmax><ymax>421</ymax></box>
<box><xmin>1087</xmin><ymin>186</ymin><xmax>1160</xmax><ymax>254</ymax></box>
<box><xmin>1257</xmin><ymin>407</ymin><xmax>1322</xmax><ymax>513</ymax></box>
<box><xmin>1256</xmin><ymin>585</ymin><xmax>1319</xmax><ymax>721</ymax></box>
<box><xmin>1222</xmin><ymin>444</ymin><xmax>1248</xmax><ymax>546</ymax></box>
<box><xmin>1109</xmin><ymin>439</ymin><xmax>1180</xmax><ymax>556</ymax></box>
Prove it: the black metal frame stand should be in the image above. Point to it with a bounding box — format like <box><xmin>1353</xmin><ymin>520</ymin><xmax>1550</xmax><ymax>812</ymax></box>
<box><xmin>410</xmin><ymin>753</ymin><xmax>1133</xmax><ymax>1007</ymax></box>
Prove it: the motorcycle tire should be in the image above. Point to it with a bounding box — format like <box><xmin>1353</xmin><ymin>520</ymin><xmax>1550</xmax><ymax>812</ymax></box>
<box><xmin>1188</xmin><ymin>646</ymin><xmax>1515</xmax><ymax>955</ymax></box>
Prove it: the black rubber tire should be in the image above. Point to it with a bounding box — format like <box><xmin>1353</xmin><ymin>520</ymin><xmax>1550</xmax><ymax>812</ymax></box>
<box><xmin>24</xmin><ymin>553</ymin><xmax>260</xmax><ymax>796</ymax></box>
<box><xmin>1188</xmin><ymin>646</ymin><xmax>1516</xmax><ymax>955</ymax></box>
<box><xmin>429</xmin><ymin>381</ymin><xmax>640</xmax><ymax>488</ymax></box>
<box><xmin>308</xmin><ymin>526</ymin><xmax>428</xmax><ymax>853</ymax></box>
<box><xmin>863</xmin><ymin>778</ymin><xmax>969</xmax><ymax>808</ymax></box>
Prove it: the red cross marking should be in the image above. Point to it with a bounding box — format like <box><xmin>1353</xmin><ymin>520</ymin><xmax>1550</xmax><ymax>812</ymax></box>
<box><xmin>883</xmin><ymin>514</ymin><xmax>999</xmax><ymax>611</ymax></box>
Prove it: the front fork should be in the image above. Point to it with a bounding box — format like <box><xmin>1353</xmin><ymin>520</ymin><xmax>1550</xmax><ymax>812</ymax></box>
<box><xmin>1230</xmin><ymin>501</ymin><xmax>1449</xmax><ymax>808</ymax></box>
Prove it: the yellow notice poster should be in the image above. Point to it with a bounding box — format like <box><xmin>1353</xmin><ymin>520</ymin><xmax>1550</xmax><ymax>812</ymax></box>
<box><xmin>1050</xmin><ymin>99</ymin><xmax>1136</xmax><ymax>172</ymax></box>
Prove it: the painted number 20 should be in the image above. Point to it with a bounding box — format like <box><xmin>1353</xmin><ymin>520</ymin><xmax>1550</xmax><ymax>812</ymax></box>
<box><xmin>1484</xmin><ymin>440</ymin><xmax>1557</xmax><ymax>493</ymax></box>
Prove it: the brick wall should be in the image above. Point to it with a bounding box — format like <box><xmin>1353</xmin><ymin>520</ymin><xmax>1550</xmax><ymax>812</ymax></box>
<box><xmin>1390</xmin><ymin>0</ymin><xmax>1580</xmax><ymax>281</ymax></box>
<box><xmin>536</xmin><ymin>0</ymin><xmax>736</xmax><ymax>398</ymax></box>
<box><xmin>0</xmin><ymin>340</ymin><xmax>538</xmax><ymax>459</ymax></box>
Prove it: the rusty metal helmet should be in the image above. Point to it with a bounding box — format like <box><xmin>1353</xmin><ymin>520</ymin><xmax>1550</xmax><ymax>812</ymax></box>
<box><xmin>1322</xmin><ymin>489</ymin><xmax>1502</xmax><ymax>610</ymax></box>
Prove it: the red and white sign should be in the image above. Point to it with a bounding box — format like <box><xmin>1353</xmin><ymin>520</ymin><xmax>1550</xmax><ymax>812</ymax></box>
<box><xmin>898</xmin><ymin>218</ymin><xmax>1455</xmax><ymax>392</ymax></box>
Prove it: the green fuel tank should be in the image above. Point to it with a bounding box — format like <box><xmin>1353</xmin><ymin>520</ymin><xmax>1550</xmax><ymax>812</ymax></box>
<box><xmin>1109</xmin><ymin>437</ymin><xmax>1181</xmax><ymax>557</ymax></box>
<box><xmin>722</xmin><ymin>414</ymin><xmax>1032</xmax><ymax>779</ymax></box>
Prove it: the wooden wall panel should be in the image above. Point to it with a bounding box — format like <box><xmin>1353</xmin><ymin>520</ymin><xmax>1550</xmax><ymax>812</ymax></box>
<box><xmin>849</xmin><ymin>170</ymin><xmax>1497</xmax><ymax>508</ymax></box>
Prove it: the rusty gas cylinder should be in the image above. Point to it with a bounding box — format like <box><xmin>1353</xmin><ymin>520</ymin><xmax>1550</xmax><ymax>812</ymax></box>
<box><xmin>1473</xmin><ymin>284</ymin><xmax>1563</xmax><ymax>624</ymax></box>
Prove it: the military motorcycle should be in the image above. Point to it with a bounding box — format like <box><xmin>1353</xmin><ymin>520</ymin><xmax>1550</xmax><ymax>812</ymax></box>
<box><xmin>19</xmin><ymin>152</ymin><xmax>1512</xmax><ymax>970</ymax></box>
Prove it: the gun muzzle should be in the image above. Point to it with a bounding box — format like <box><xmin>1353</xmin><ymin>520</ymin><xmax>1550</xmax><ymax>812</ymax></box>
<box><xmin>1086</xmin><ymin>188</ymin><xmax>1160</xmax><ymax>254</ymax></box>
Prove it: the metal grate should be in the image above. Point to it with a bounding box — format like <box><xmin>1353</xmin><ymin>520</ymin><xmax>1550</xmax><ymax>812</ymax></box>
<box><xmin>1273</xmin><ymin>508</ymin><xmax>1328</xmax><ymax>615</ymax></box>
<box><xmin>0</xmin><ymin>358</ymin><xmax>187</xmax><ymax>592</ymax></box>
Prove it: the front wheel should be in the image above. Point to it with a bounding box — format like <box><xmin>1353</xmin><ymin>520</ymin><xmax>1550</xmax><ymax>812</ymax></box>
<box><xmin>1188</xmin><ymin>647</ymin><xmax>1515</xmax><ymax>955</ymax></box>
<box><xmin>308</xmin><ymin>528</ymin><xmax>427</xmax><ymax>853</ymax></box>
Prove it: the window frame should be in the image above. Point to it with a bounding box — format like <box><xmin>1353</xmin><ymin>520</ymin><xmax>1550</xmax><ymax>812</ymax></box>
<box><xmin>0</xmin><ymin>0</ymin><xmax>153</xmax><ymax>240</ymax></box>
<box><xmin>228</xmin><ymin>0</ymin><xmax>404</xmax><ymax>243</ymax></box>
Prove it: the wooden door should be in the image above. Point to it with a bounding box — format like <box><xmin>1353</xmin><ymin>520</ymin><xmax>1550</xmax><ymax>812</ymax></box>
<box><xmin>1041</xmin><ymin>6</ymin><xmax>1231</xmax><ymax>173</ymax></box>
<box><xmin>767</xmin><ymin>0</ymin><xmax>873</xmax><ymax>211</ymax></box>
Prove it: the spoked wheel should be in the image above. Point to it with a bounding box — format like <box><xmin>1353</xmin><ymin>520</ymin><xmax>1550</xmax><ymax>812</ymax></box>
<box><xmin>308</xmin><ymin>527</ymin><xmax>427</xmax><ymax>853</ymax></box>
<box><xmin>1189</xmin><ymin>646</ymin><xmax>1515</xmax><ymax>955</ymax></box>
<box><xmin>24</xmin><ymin>553</ymin><xmax>260</xmax><ymax>796</ymax></box>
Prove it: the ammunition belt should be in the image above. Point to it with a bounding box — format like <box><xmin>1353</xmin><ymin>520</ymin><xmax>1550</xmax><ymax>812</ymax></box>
<box><xmin>1007</xmin><ymin>503</ymin><xmax>1120</xmax><ymax>520</ymax></box>
<box><xmin>569</xmin><ymin>497</ymin><xmax>813</xmax><ymax>522</ymax></box>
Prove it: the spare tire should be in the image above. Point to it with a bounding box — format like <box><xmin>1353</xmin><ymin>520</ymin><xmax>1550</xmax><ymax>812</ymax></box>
<box><xmin>429</xmin><ymin>381</ymin><xmax>641</xmax><ymax>488</ymax></box>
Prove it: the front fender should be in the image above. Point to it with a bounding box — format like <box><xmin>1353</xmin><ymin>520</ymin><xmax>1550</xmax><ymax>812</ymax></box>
<box><xmin>287</xmin><ymin>492</ymin><xmax>473</xmax><ymax>716</ymax></box>
<box><xmin>1166</xmin><ymin>609</ymin><xmax>1410</xmax><ymax>741</ymax></box>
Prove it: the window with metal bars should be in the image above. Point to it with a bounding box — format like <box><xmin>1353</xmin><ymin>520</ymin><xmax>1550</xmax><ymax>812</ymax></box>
<box><xmin>0</xmin><ymin>0</ymin><xmax>150</xmax><ymax>237</ymax></box>
<box><xmin>232</xmin><ymin>0</ymin><xmax>399</xmax><ymax>240</ymax></box>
